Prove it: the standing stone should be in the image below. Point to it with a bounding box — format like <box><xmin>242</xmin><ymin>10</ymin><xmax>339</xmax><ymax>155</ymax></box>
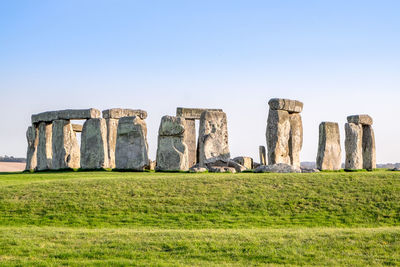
<box><xmin>80</xmin><ymin>118</ymin><xmax>109</xmax><ymax>169</ymax></box>
<box><xmin>182</xmin><ymin>119</ymin><xmax>196</xmax><ymax>167</ymax></box>
<box><xmin>115</xmin><ymin>116</ymin><xmax>149</xmax><ymax>170</ymax></box>
<box><xmin>25</xmin><ymin>126</ymin><xmax>38</xmax><ymax>171</ymax></box>
<box><xmin>105</xmin><ymin>119</ymin><xmax>119</xmax><ymax>169</ymax></box>
<box><xmin>266</xmin><ymin>109</ymin><xmax>291</xmax><ymax>165</ymax></box>
<box><xmin>51</xmin><ymin>120</ymin><xmax>80</xmax><ymax>170</ymax></box>
<box><xmin>198</xmin><ymin>111</ymin><xmax>230</xmax><ymax>165</ymax></box>
<box><xmin>289</xmin><ymin>113</ymin><xmax>303</xmax><ymax>168</ymax></box>
<box><xmin>36</xmin><ymin>122</ymin><xmax>53</xmax><ymax>171</ymax></box>
<box><xmin>259</xmin><ymin>145</ymin><xmax>266</xmax><ymax>165</ymax></box>
<box><xmin>156</xmin><ymin>116</ymin><xmax>189</xmax><ymax>171</ymax></box>
<box><xmin>362</xmin><ymin>125</ymin><xmax>376</xmax><ymax>170</ymax></box>
<box><xmin>316</xmin><ymin>122</ymin><xmax>342</xmax><ymax>170</ymax></box>
<box><xmin>345</xmin><ymin>123</ymin><xmax>363</xmax><ymax>170</ymax></box>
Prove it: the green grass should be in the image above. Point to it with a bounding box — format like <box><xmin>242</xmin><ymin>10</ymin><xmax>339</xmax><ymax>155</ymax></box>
<box><xmin>1</xmin><ymin>170</ymin><xmax>399</xmax><ymax>265</ymax></box>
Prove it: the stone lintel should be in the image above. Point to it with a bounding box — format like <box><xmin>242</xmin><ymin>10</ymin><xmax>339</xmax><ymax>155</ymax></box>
<box><xmin>268</xmin><ymin>98</ymin><xmax>303</xmax><ymax>113</ymax></box>
<box><xmin>347</xmin><ymin>114</ymin><xmax>373</xmax><ymax>126</ymax></box>
<box><xmin>32</xmin><ymin>109</ymin><xmax>101</xmax><ymax>124</ymax></box>
<box><xmin>102</xmin><ymin>108</ymin><xmax>148</xmax><ymax>120</ymax></box>
<box><xmin>176</xmin><ymin>107</ymin><xmax>223</xmax><ymax>120</ymax></box>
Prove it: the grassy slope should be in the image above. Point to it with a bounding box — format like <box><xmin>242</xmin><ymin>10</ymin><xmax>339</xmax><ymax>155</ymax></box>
<box><xmin>1</xmin><ymin>171</ymin><xmax>400</xmax><ymax>265</ymax></box>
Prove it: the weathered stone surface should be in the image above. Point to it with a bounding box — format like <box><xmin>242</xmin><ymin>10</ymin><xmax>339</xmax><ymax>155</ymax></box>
<box><xmin>176</xmin><ymin>107</ymin><xmax>223</xmax><ymax>120</ymax></box>
<box><xmin>347</xmin><ymin>115</ymin><xmax>373</xmax><ymax>126</ymax></box>
<box><xmin>266</xmin><ymin>109</ymin><xmax>291</xmax><ymax>165</ymax></box>
<box><xmin>316</xmin><ymin>122</ymin><xmax>342</xmax><ymax>170</ymax></box>
<box><xmin>25</xmin><ymin>126</ymin><xmax>38</xmax><ymax>171</ymax></box>
<box><xmin>254</xmin><ymin>163</ymin><xmax>301</xmax><ymax>173</ymax></box>
<box><xmin>102</xmin><ymin>109</ymin><xmax>147</xmax><ymax>120</ymax></box>
<box><xmin>105</xmin><ymin>119</ymin><xmax>119</xmax><ymax>169</ymax></box>
<box><xmin>115</xmin><ymin>116</ymin><xmax>149</xmax><ymax>170</ymax></box>
<box><xmin>345</xmin><ymin>123</ymin><xmax>363</xmax><ymax>170</ymax></box>
<box><xmin>72</xmin><ymin>124</ymin><xmax>83</xmax><ymax>132</ymax></box>
<box><xmin>233</xmin><ymin>157</ymin><xmax>253</xmax><ymax>169</ymax></box>
<box><xmin>301</xmin><ymin>168</ymin><xmax>320</xmax><ymax>173</ymax></box>
<box><xmin>182</xmin><ymin>119</ymin><xmax>197</xmax><ymax>167</ymax></box>
<box><xmin>208</xmin><ymin>166</ymin><xmax>236</xmax><ymax>173</ymax></box>
<box><xmin>362</xmin><ymin>125</ymin><xmax>376</xmax><ymax>170</ymax></box>
<box><xmin>205</xmin><ymin>159</ymin><xmax>246</xmax><ymax>173</ymax></box>
<box><xmin>253</xmin><ymin>162</ymin><xmax>261</xmax><ymax>169</ymax></box>
<box><xmin>198</xmin><ymin>111</ymin><xmax>230</xmax><ymax>165</ymax></box>
<box><xmin>36</xmin><ymin>122</ymin><xmax>53</xmax><ymax>171</ymax></box>
<box><xmin>32</xmin><ymin>109</ymin><xmax>101</xmax><ymax>124</ymax></box>
<box><xmin>289</xmin><ymin>113</ymin><xmax>303</xmax><ymax>168</ymax></box>
<box><xmin>189</xmin><ymin>166</ymin><xmax>208</xmax><ymax>173</ymax></box>
<box><xmin>156</xmin><ymin>116</ymin><xmax>189</xmax><ymax>171</ymax></box>
<box><xmin>51</xmin><ymin>120</ymin><xmax>80</xmax><ymax>170</ymax></box>
<box><xmin>259</xmin><ymin>146</ymin><xmax>266</xmax><ymax>165</ymax></box>
<box><xmin>268</xmin><ymin>98</ymin><xmax>303</xmax><ymax>113</ymax></box>
<box><xmin>80</xmin><ymin>118</ymin><xmax>109</xmax><ymax>169</ymax></box>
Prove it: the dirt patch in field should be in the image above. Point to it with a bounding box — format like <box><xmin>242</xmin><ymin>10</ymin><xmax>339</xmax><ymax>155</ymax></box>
<box><xmin>0</xmin><ymin>162</ymin><xmax>25</xmax><ymax>172</ymax></box>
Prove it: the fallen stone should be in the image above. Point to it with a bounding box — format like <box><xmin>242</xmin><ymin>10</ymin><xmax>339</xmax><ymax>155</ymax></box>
<box><xmin>36</xmin><ymin>122</ymin><xmax>53</xmax><ymax>171</ymax></box>
<box><xmin>206</xmin><ymin>159</ymin><xmax>246</xmax><ymax>173</ymax></box>
<box><xmin>345</xmin><ymin>123</ymin><xmax>363</xmax><ymax>170</ymax></box>
<box><xmin>51</xmin><ymin>120</ymin><xmax>80</xmax><ymax>170</ymax></box>
<box><xmin>289</xmin><ymin>113</ymin><xmax>303</xmax><ymax>168</ymax></box>
<box><xmin>198</xmin><ymin>111</ymin><xmax>230</xmax><ymax>165</ymax></box>
<box><xmin>156</xmin><ymin>116</ymin><xmax>189</xmax><ymax>171</ymax></box>
<box><xmin>254</xmin><ymin>163</ymin><xmax>301</xmax><ymax>173</ymax></box>
<box><xmin>102</xmin><ymin>108</ymin><xmax>147</xmax><ymax>120</ymax></box>
<box><xmin>176</xmin><ymin>107</ymin><xmax>223</xmax><ymax>120</ymax></box>
<box><xmin>253</xmin><ymin>162</ymin><xmax>261</xmax><ymax>169</ymax></box>
<box><xmin>362</xmin><ymin>125</ymin><xmax>376</xmax><ymax>170</ymax></box>
<box><xmin>80</xmin><ymin>118</ymin><xmax>109</xmax><ymax>169</ymax></box>
<box><xmin>208</xmin><ymin>166</ymin><xmax>236</xmax><ymax>173</ymax></box>
<box><xmin>115</xmin><ymin>116</ymin><xmax>149</xmax><ymax>170</ymax></box>
<box><xmin>259</xmin><ymin>146</ymin><xmax>267</xmax><ymax>165</ymax></box>
<box><xmin>301</xmin><ymin>168</ymin><xmax>320</xmax><ymax>173</ymax></box>
<box><xmin>25</xmin><ymin>126</ymin><xmax>38</xmax><ymax>171</ymax></box>
<box><xmin>266</xmin><ymin>109</ymin><xmax>291</xmax><ymax>165</ymax></box>
<box><xmin>347</xmin><ymin>115</ymin><xmax>373</xmax><ymax>126</ymax></box>
<box><xmin>316</xmin><ymin>122</ymin><xmax>342</xmax><ymax>170</ymax></box>
<box><xmin>233</xmin><ymin>156</ymin><xmax>253</xmax><ymax>169</ymax></box>
<box><xmin>189</xmin><ymin>166</ymin><xmax>208</xmax><ymax>173</ymax></box>
<box><xmin>268</xmin><ymin>98</ymin><xmax>303</xmax><ymax>113</ymax></box>
<box><xmin>105</xmin><ymin>119</ymin><xmax>119</xmax><ymax>169</ymax></box>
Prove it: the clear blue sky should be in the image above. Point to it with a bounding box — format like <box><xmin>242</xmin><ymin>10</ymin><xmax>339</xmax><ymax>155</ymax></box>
<box><xmin>1</xmin><ymin>0</ymin><xmax>399</xmax><ymax>163</ymax></box>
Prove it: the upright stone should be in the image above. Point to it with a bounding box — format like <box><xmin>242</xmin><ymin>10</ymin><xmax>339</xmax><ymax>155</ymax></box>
<box><xmin>362</xmin><ymin>125</ymin><xmax>376</xmax><ymax>170</ymax></box>
<box><xmin>259</xmin><ymin>145</ymin><xmax>266</xmax><ymax>165</ymax></box>
<box><xmin>105</xmin><ymin>119</ymin><xmax>119</xmax><ymax>169</ymax></box>
<box><xmin>316</xmin><ymin>122</ymin><xmax>342</xmax><ymax>170</ymax></box>
<box><xmin>198</xmin><ymin>111</ymin><xmax>230</xmax><ymax>165</ymax></box>
<box><xmin>266</xmin><ymin>109</ymin><xmax>291</xmax><ymax>165</ymax></box>
<box><xmin>36</xmin><ymin>122</ymin><xmax>53</xmax><ymax>171</ymax></box>
<box><xmin>182</xmin><ymin>119</ymin><xmax>196</xmax><ymax>167</ymax></box>
<box><xmin>115</xmin><ymin>116</ymin><xmax>149</xmax><ymax>170</ymax></box>
<box><xmin>156</xmin><ymin>116</ymin><xmax>189</xmax><ymax>171</ymax></box>
<box><xmin>345</xmin><ymin>123</ymin><xmax>363</xmax><ymax>170</ymax></box>
<box><xmin>51</xmin><ymin>120</ymin><xmax>80</xmax><ymax>170</ymax></box>
<box><xmin>25</xmin><ymin>126</ymin><xmax>38</xmax><ymax>171</ymax></box>
<box><xmin>289</xmin><ymin>113</ymin><xmax>303</xmax><ymax>168</ymax></box>
<box><xmin>80</xmin><ymin>118</ymin><xmax>109</xmax><ymax>169</ymax></box>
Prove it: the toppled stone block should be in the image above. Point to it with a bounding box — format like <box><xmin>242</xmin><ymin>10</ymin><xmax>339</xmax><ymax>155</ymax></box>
<box><xmin>208</xmin><ymin>166</ymin><xmax>236</xmax><ymax>173</ymax></box>
<box><xmin>266</xmin><ymin>109</ymin><xmax>291</xmax><ymax>165</ymax></box>
<box><xmin>198</xmin><ymin>111</ymin><xmax>230</xmax><ymax>165</ymax></box>
<box><xmin>268</xmin><ymin>98</ymin><xmax>303</xmax><ymax>113</ymax></box>
<box><xmin>51</xmin><ymin>120</ymin><xmax>80</xmax><ymax>170</ymax></box>
<box><xmin>36</xmin><ymin>122</ymin><xmax>53</xmax><ymax>171</ymax></box>
<box><xmin>176</xmin><ymin>107</ymin><xmax>223</xmax><ymax>120</ymax></box>
<box><xmin>254</xmin><ymin>163</ymin><xmax>301</xmax><ymax>173</ymax></box>
<box><xmin>80</xmin><ymin>118</ymin><xmax>109</xmax><ymax>169</ymax></box>
<box><xmin>362</xmin><ymin>125</ymin><xmax>376</xmax><ymax>170</ymax></box>
<box><xmin>205</xmin><ymin>159</ymin><xmax>246</xmax><ymax>173</ymax></box>
<box><xmin>189</xmin><ymin>166</ymin><xmax>208</xmax><ymax>173</ymax></box>
<box><xmin>25</xmin><ymin>126</ymin><xmax>38</xmax><ymax>171</ymax></box>
<box><xmin>115</xmin><ymin>116</ymin><xmax>149</xmax><ymax>170</ymax></box>
<box><xmin>102</xmin><ymin>109</ymin><xmax>147</xmax><ymax>120</ymax></box>
<box><xmin>233</xmin><ymin>156</ymin><xmax>253</xmax><ymax>169</ymax></box>
<box><xmin>347</xmin><ymin>115</ymin><xmax>373</xmax><ymax>126</ymax></box>
<box><xmin>316</xmin><ymin>122</ymin><xmax>342</xmax><ymax>170</ymax></box>
<box><xmin>345</xmin><ymin>123</ymin><xmax>363</xmax><ymax>170</ymax></box>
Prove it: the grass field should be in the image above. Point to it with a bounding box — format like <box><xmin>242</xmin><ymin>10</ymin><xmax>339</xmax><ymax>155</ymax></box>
<box><xmin>1</xmin><ymin>171</ymin><xmax>399</xmax><ymax>266</ymax></box>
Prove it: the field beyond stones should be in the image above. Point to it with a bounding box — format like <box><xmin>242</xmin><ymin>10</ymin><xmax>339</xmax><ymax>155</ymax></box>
<box><xmin>0</xmin><ymin>171</ymin><xmax>399</xmax><ymax>266</ymax></box>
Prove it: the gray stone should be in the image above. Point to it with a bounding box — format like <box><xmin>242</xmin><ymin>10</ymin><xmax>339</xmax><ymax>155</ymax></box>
<box><xmin>233</xmin><ymin>157</ymin><xmax>253</xmax><ymax>169</ymax></box>
<box><xmin>253</xmin><ymin>162</ymin><xmax>261</xmax><ymax>169</ymax></box>
<box><xmin>347</xmin><ymin>115</ymin><xmax>373</xmax><ymax>126</ymax></box>
<box><xmin>268</xmin><ymin>98</ymin><xmax>303</xmax><ymax>113</ymax></box>
<box><xmin>115</xmin><ymin>116</ymin><xmax>149</xmax><ymax>170</ymax></box>
<box><xmin>198</xmin><ymin>111</ymin><xmax>230</xmax><ymax>165</ymax></box>
<box><xmin>36</xmin><ymin>122</ymin><xmax>53</xmax><ymax>171</ymax></box>
<box><xmin>362</xmin><ymin>125</ymin><xmax>376</xmax><ymax>170</ymax></box>
<box><xmin>72</xmin><ymin>124</ymin><xmax>83</xmax><ymax>132</ymax></box>
<box><xmin>208</xmin><ymin>166</ymin><xmax>236</xmax><ymax>173</ymax></box>
<box><xmin>301</xmin><ymin>168</ymin><xmax>320</xmax><ymax>173</ymax></box>
<box><xmin>31</xmin><ymin>111</ymin><xmax>58</xmax><ymax>124</ymax></box>
<box><xmin>254</xmin><ymin>163</ymin><xmax>301</xmax><ymax>173</ymax></box>
<box><xmin>289</xmin><ymin>113</ymin><xmax>303</xmax><ymax>168</ymax></box>
<box><xmin>32</xmin><ymin>109</ymin><xmax>100</xmax><ymax>124</ymax></box>
<box><xmin>316</xmin><ymin>122</ymin><xmax>342</xmax><ymax>170</ymax></box>
<box><xmin>105</xmin><ymin>119</ymin><xmax>119</xmax><ymax>169</ymax></box>
<box><xmin>25</xmin><ymin>126</ymin><xmax>38</xmax><ymax>171</ymax></box>
<box><xmin>266</xmin><ymin>109</ymin><xmax>291</xmax><ymax>165</ymax></box>
<box><xmin>345</xmin><ymin>123</ymin><xmax>363</xmax><ymax>170</ymax></box>
<box><xmin>206</xmin><ymin>159</ymin><xmax>246</xmax><ymax>173</ymax></box>
<box><xmin>182</xmin><ymin>119</ymin><xmax>197</xmax><ymax>167</ymax></box>
<box><xmin>176</xmin><ymin>107</ymin><xmax>223</xmax><ymax>120</ymax></box>
<box><xmin>156</xmin><ymin>116</ymin><xmax>189</xmax><ymax>171</ymax></box>
<box><xmin>51</xmin><ymin>120</ymin><xmax>80</xmax><ymax>170</ymax></box>
<box><xmin>80</xmin><ymin>118</ymin><xmax>109</xmax><ymax>169</ymax></box>
<box><xmin>259</xmin><ymin>146</ymin><xmax>267</xmax><ymax>165</ymax></box>
<box><xmin>189</xmin><ymin>166</ymin><xmax>208</xmax><ymax>173</ymax></box>
<box><xmin>102</xmin><ymin>108</ymin><xmax>147</xmax><ymax>120</ymax></box>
